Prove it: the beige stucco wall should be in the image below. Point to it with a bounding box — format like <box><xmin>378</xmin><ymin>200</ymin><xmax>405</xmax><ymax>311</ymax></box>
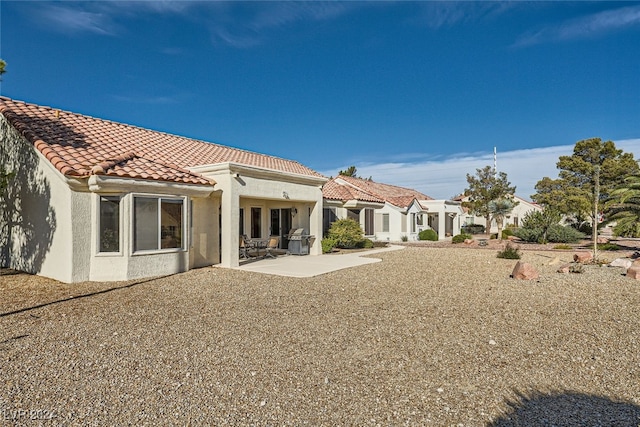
<box><xmin>195</xmin><ymin>165</ymin><xmax>325</xmax><ymax>268</ymax></box>
<box><xmin>0</xmin><ymin>115</ymin><xmax>80</xmax><ymax>282</ymax></box>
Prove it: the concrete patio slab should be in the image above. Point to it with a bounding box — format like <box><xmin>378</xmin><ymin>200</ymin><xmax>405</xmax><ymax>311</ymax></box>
<box><xmin>233</xmin><ymin>245</ymin><xmax>405</xmax><ymax>277</ymax></box>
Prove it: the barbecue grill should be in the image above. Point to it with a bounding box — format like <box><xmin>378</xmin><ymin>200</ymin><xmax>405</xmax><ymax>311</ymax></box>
<box><xmin>287</xmin><ymin>228</ymin><xmax>312</xmax><ymax>255</ymax></box>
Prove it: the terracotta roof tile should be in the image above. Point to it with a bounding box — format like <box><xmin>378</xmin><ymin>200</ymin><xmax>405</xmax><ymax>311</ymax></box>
<box><xmin>324</xmin><ymin>175</ymin><xmax>432</xmax><ymax>208</ymax></box>
<box><xmin>0</xmin><ymin>97</ymin><xmax>324</xmax><ymax>186</ymax></box>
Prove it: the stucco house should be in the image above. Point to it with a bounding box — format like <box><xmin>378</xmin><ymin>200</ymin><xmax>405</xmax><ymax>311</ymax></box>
<box><xmin>322</xmin><ymin>176</ymin><xmax>463</xmax><ymax>241</ymax></box>
<box><xmin>454</xmin><ymin>194</ymin><xmax>543</xmax><ymax>233</ymax></box>
<box><xmin>0</xmin><ymin>97</ymin><xmax>327</xmax><ymax>283</ymax></box>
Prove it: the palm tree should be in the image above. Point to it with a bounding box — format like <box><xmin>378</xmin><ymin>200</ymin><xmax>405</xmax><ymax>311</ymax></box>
<box><xmin>605</xmin><ymin>175</ymin><xmax>640</xmax><ymax>238</ymax></box>
<box><xmin>488</xmin><ymin>198</ymin><xmax>516</xmax><ymax>240</ymax></box>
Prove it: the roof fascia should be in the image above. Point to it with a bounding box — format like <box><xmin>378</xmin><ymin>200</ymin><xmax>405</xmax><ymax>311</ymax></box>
<box><xmin>88</xmin><ymin>175</ymin><xmax>215</xmax><ymax>197</ymax></box>
<box><xmin>190</xmin><ymin>162</ymin><xmax>327</xmax><ymax>187</ymax></box>
<box><xmin>343</xmin><ymin>200</ymin><xmax>385</xmax><ymax>209</ymax></box>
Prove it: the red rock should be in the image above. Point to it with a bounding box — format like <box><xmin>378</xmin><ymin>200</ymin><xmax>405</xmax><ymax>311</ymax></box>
<box><xmin>557</xmin><ymin>264</ymin><xmax>571</xmax><ymax>274</ymax></box>
<box><xmin>627</xmin><ymin>266</ymin><xmax>640</xmax><ymax>280</ymax></box>
<box><xmin>511</xmin><ymin>261</ymin><xmax>539</xmax><ymax>280</ymax></box>
<box><xmin>597</xmin><ymin>236</ymin><xmax>610</xmax><ymax>244</ymax></box>
<box><xmin>573</xmin><ymin>252</ymin><xmax>593</xmax><ymax>263</ymax></box>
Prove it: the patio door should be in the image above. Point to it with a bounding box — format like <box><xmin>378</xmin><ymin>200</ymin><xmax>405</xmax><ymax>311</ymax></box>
<box><xmin>270</xmin><ymin>208</ymin><xmax>292</xmax><ymax>249</ymax></box>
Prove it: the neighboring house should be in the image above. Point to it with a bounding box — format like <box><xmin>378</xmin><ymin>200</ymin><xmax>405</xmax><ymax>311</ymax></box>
<box><xmin>0</xmin><ymin>97</ymin><xmax>327</xmax><ymax>283</ymax></box>
<box><xmin>322</xmin><ymin>176</ymin><xmax>463</xmax><ymax>241</ymax></box>
<box><xmin>454</xmin><ymin>194</ymin><xmax>543</xmax><ymax>233</ymax></box>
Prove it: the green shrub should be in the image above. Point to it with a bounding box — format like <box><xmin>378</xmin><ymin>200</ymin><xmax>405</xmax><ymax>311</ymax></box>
<box><xmin>461</xmin><ymin>224</ymin><xmax>485</xmax><ymax>235</ymax></box>
<box><xmin>358</xmin><ymin>238</ymin><xmax>374</xmax><ymax>249</ymax></box>
<box><xmin>327</xmin><ymin>219</ymin><xmax>365</xmax><ymax>248</ymax></box>
<box><xmin>514</xmin><ymin>227</ymin><xmax>543</xmax><ymax>243</ymax></box>
<box><xmin>546</xmin><ymin>224</ymin><xmax>585</xmax><ymax>243</ymax></box>
<box><xmin>501</xmin><ymin>228</ymin><xmax>515</xmax><ymax>239</ymax></box>
<box><xmin>553</xmin><ymin>244</ymin><xmax>573</xmax><ymax>250</ymax></box>
<box><xmin>418</xmin><ymin>229</ymin><xmax>438</xmax><ymax>241</ymax></box>
<box><xmin>452</xmin><ymin>233</ymin><xmax>472</xmax><ymax>244</ymax></box>
<box><xmin>597</xmin><ymin>243</ymin><xmax>620</xmax><ymax>251</ymax></box>
<box><xmin>496</xmin><ymin>243</ymin><xmax>522</xmax><ymax>259</ymax></box>
<box><xmin>321</xmin><ymin>238</ymin><xmax>336</xmax><ymax>253</ymax></box>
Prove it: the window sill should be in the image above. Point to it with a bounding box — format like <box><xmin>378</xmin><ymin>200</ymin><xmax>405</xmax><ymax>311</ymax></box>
<box><xmin>132</xmin><ymin>248</ymin><xmax>186</xmax><ymax>256</ymax></box>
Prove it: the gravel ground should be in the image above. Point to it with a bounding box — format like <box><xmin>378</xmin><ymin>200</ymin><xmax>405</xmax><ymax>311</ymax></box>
<box><xmin>1</xmin><ymin>246</ymin><xmax>639</xmax><ymax>426</ymax></box>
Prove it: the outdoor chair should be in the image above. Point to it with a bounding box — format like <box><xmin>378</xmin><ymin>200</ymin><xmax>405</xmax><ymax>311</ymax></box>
<box><xmin>264</xmin><ymin>236</ymin><xmax>280</xmax><ymax>258</ymax></box>
<box><xmin>240</xmin><ymin>234</ymin><xmax>253</xmax><ymax>259</ymax></box>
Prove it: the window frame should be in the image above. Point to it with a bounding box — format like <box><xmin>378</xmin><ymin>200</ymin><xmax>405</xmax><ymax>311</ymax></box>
<box><xmin>132</xmin><ymin>194</ymin><xmax>188</xmax><ymax>254</ymax></box>
<box><xmin>96</xmin><ymin>194</ymin><xmax>123</xmax><ymax>256</ymax></box>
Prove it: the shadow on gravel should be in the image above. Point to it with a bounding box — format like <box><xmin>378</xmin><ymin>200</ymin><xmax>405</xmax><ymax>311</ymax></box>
<box><xmin>489</xmin><ymin>389</ymin><xmax>640</xmax><ymax>427</ymax></box>
<box><xmin>0</xmin><ymin>275</ymin><xmax>170</xmax><ymax>318</ymax></box>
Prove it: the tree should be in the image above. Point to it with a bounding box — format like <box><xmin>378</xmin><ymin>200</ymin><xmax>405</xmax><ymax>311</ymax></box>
<box><xmin>488</xmin><ymin>198</ymin><xmax>516</xmax><ymax>240</ymax></box>
<box><xmin>0</xmin><ymin>59</ymin><xmax>11</xmax><ymax>196</ymax></box>
<box><xmin>605</xmin><ymin>175</ymin><xmax>640</xmax><ymax>238</ymax></box>
<box><xmin>463</xmin><ymin>165</ymin><xmax>517</xmax><ymax>233</ymax></box>
<box><xmin>534</xmin><ymin>138</ymin><xmax>639</xmax><ymax>216</ymax></box>
<box><xmin>338</xmin><ymin>166</ymin><xmax>358</xmax><ymax>177</ymax></box>
<box><xmin>532</xmin><ymin>138</ymin><xmax>640</xmax><ymax>257</ymax></box>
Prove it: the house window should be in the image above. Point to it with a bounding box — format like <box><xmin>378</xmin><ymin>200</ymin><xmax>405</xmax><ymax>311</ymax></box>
<box><xmin>411</xmin><ymin>213</ymin><xmax>417</xmax><ymax>233</ymax></box>
<box><xmin>364</xmin><ymin>209</ymin><xmax>374</xmax><ymax>235</ymax></box>
<box><xmin>251</xmin><ymin>207</ymin><xmax>262</xmax><ymax>238</ymax></box>
<box><xmin>416</xmin><ymin>214</ymin><xmax>424</xmax><ymax>226</ymax></box>
<box><xmin>239</xmin><ymin>208</ymin><xmax>245</xmax><ymax>236</ymax></box>
<box><xmin>382</xmin><ymin>213</ymin><xmax>389</xmax><ymax>232</ymax></box>
<box><xmin>134</xmin><ymin>196</ymin><xmax>184</xmax><ymax>252</ymax></box>
<box><xmin>323</xmin><ymin>208</ymin><xmax>337</xmax><ymax>237</ymax></box>
<box><xmin>99</xmin><ymin>196</ymin><xmax>120</xmax><ymax>252</ymax></box>
<box><xmin>513</xmin><ymin>217</ymin><xmax>519</xmax><ymax>227</ymax></box>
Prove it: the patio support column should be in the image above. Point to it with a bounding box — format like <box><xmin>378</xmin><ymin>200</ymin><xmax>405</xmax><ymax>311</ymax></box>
<box><xmin>438</xmin><ymin>210</ymin><xmax>446</xmax><ymax>240</ymax></box>
<box><xmin>308</xmin><ymin>190</ymin><xmax>324</xmax><ymax>255</ymax></box>
<box><xmin>220</xmin><ymin>187</ymin><xmax>240</xmax><ymax>268</ymax></box>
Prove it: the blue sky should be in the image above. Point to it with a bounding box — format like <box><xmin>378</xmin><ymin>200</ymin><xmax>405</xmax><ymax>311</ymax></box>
<box><xmin>1</xmin><ymin>1</ymin><xmax>639</xmax><ymax>199</ymax></box>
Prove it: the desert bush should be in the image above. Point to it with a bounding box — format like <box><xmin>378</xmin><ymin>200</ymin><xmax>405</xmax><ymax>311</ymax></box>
<box><xmin>358</xmin><ymin>238</ymin><xmax>374</xmax><ymax>249</ymax></box>
<box><xmin>418</xmin><ymin>229</ymin><xmax>438</xmax><ymax>241</ymax></box>
<box><xmin>326</xmin><ymin>218</ymin><xmax>365</xmax><ymax>248</ymax></box>
<box><xmin>321</xmin><ymin>238</ymin><xmax>336</xmax><ymax>253</ymax></box>
<box><xmin>452</xmin><ymin>233</ymin><xmax>472</xmax><ymax>244</ymax></box>
<box><xmin>461</xmin><ymin>224</ymin><xmax>485</xmax><ymax>235</ymax></box>
<box><xmin>496</xmin><ymin>242</ymin><xmax>521</xmax><ymax>259</ymax></box>
<box><xmin>594</xmin><ymin>243</ymin><xmax>620</xmax><ymax>251</ymax></box>
<box><xmin>400</xmin><ymin>235</ymin><xmax>408</xmax><ymax>242</ymax></box>
<box><xmin>546</xmin><ymin>224</ymin><xmax>585</xmax><ymax>243</ymax></box>
<box><xmin>513</xmin><ymin>228</ymin><xmax>540</xmax><ymax>243</ymax></box>
<box><xmin>501</xmin><ymin>228</ymin><xmax>515</xmax><ymax>239</ymax></box>
<box><xmin>553</xmin><ymin>244</ymin><xmax>573</xmax><ymax>250</ymax></box>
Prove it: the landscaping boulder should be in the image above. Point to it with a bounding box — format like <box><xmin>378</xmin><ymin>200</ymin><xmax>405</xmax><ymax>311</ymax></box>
<box><xmin>511</xmin><ymin>261</ymin><xmax>539</xmax><ymax>280</ymax></box>
<box><xmin>573</xmin><ymin>252</ymin><xmax>593</xmax><ymax>264</ymax></box>
<box><xmin>464</xmin><ymin>239</ymin><xmax>475</xmax><ymax>245</ymax></box>
<box><xmin>627</xmin><ymin>266</ymin><xmax>640</xmax><ymax>280</ymax></box>
<box><xmin>597</xmin><ymin>236</ymin><xmax>610</xmax><ymax>244</ymax></box>
<box><xmin>557</xmin><ymin>263</ymin><xmax>571</xmax><ymax>274</ymax></box>
<box><xmin>609</xmin><ymin>258</ymin><xmax>633</xmax><ymax>269</ymax></box>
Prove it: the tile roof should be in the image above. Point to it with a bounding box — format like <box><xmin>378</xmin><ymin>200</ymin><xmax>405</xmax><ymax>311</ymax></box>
<box><xmin>0</xmin><ymin>97</ymin><xmax>325</xmax><ymax>186</ymax></box>
<box><xmin>322</xmin><ymin>178</ymin><xmax>385</xmax><ymax>203</ymax></box>
<box><xmin>323</xmin><ymin>175</ymin><xmax>433</xmax><ymax>208</ymax></box>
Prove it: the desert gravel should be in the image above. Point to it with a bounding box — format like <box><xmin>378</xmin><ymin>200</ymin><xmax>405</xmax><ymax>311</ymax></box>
<box><xmin>1</xmin><ymin>246</ymin><xmax>639</xmax><ymax>426</ymax></box>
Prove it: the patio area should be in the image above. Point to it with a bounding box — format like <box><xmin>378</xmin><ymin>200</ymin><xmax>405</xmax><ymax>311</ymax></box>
<box><xmin>235</xmin><ymin>245</ymin><xmax>404</xmax><ymax>277</ymax></box>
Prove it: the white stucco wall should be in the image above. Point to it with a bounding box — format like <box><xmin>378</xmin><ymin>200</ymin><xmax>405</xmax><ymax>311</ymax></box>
<box><xmin>0</xmin><ymin>115</ymin><xmax>80</xmax><ymax>283</ymax></box>
<box><xmin>195</xmin><ymin>164</ymin><xmax>326</xmax><ymax>268</ymax></box>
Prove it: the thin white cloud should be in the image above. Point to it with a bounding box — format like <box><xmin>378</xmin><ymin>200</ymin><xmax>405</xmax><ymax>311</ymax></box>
<box><xmin>414</xmin><ymin>2</ymin><xmax>514</xmax><ymax>29</ymax></box>
<box><xmin>111</xmin><ymin>93</ymin><xmax>186</xmax><ymax>105</ymax></box>
<box><xmin>28</xmin><ymin>1</ymin><xmax>196</xmax><ymax>36</ymax></box>
<box><xmin>208</xmin><ymin>2</ymin><xmax>358</xmax><ymax>48</ymax></box>
<box><xmin>515</xmin><ymin>4</ymin><xmax>640</xmax><ymax>47</ymax></box>
<box><xmin>321</xmin><ymin>140</ymin><xmax>640</xmax><ymax>201</ymax></box>
<box><xmin>35</xmin><ymin>4</ymin><xmax>117</xmax><ymax>36</ymax></box>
